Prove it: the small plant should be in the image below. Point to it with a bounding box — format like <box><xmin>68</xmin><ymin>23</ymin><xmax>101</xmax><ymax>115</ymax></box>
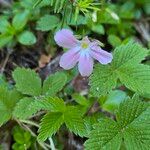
<box><xmin>0</xmin><ymin>0</ymin><xmax>150</xmax><ymax>149</ymax></box>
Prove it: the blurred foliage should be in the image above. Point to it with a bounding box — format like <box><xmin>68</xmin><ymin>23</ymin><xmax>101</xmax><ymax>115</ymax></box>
<box><xmin>12</xmin><ymin>126</ymin><xmax>35</xmax><ymax>150</ymax></box>
<box><xmin>0</xmin><ymin>0</ymin><xmax>150</xmax><ymax>49</ymax></box>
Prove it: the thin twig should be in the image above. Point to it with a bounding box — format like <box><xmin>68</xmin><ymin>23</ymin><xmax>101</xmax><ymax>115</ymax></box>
<box><xmin>0</xmin><ymin>49</ymin><xmax>13</xmax><ymax>74</ymax></box>
<box><xmin>15</xmin><ymin>119</ymin><xmax>51</xmax><ymax>150</ymax></box>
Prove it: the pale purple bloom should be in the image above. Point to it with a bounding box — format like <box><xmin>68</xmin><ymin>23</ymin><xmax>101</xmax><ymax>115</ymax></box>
<box><xmin>54</xmin><ymin>29</ymin><xmax>113</xmax><ymax>76</ymax></box>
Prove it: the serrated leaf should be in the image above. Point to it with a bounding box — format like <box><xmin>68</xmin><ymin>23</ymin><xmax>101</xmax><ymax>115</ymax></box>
<box><xmin>116</xmin><ymin>95</ymin><xmax>149</xmax><ymax>127</ymax></box>
<box><xmin>18</xmin><ymin>31</ymin><xmax>36</xmax><ymax>45</ymax></box>
<box><xmin>13</xmin><ymin>68</ymin><xmax>41</xmax><ymax>96</ymax></box>
<box><xmin>112</xmin><ymin>41</ymin><xmax>148</xmax><ymax>68</ymax></box>
<box><xmin>36</xmin><ymin>15</ymin><xmax>59</xmax><ymax>31</ymax></box>
<box><xmin>13</xmin><ymin>97</ymin><xmax>34</xmax><ymax>119</ymax></box>
<box><xmin>0</xmin><ymin>87</ymin><xmax>22</xmax><ymax>126</ymax></box>
<box><xmin>118</xmin><ymin>64</ymin><xmax>150</xmax><ymax>96</ymax></box>
<box><xmin>42</xmin><ymin>72</ymin><xmax>67</xmax><ymax>96</ymax></box>
<box><xmin>84</xmin><ymin>96</ymin><xmax>150</xmax><ymax>150</ymax></box>
<box><xmin>43</xmin><ymin>97</ymin><xmax>65</xmax><ymax>112</ymax></box>
<box><xmin>30</xmin><ymin>97</ymin><xmax>66</xmax><ymax>112</ymax></box>
<box><xmin>13</xmin><ymin>97</ymin><xmax>66</xmax><ymax>119</ymax></box>
<box><xmin>85</xmin><ymin>119</ymin><xmax>122</xmax><ymax>150</ymax></box>
<box><xmin>64</xmin><ymin>106</ymin><xmax>87</xmax><ymax>137</ymax></box>
<box><xmin>90</xmin><ymin>42</ymin><xmax>149</xmax><ymax>97</ymax></box>
<box><xmin>84</xmin><ymin>113</ymin><xmax>106</xmax><ymax>135</ymax></box>
<box><xmin>38</xmin><ymin>112</ymin><xmax>64</xmax><ymax>141</ymax></box>
<box><xmin>90</xmin><ymin>65</ymin><xmax>117</xmax><ymax>97</ymax></box>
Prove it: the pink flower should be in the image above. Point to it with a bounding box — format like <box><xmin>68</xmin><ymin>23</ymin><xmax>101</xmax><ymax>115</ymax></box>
<box><xmin>54</xmin><ymin>29</ymin><xmax>113</xmax><ymax>76</ymax></box>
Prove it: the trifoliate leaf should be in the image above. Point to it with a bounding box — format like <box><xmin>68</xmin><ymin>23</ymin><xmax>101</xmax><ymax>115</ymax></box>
<box><xmin>84</xmin><ymin>96</ymin><xmax>150</xmax><ymax>150</ymax></box>
<box><xmin>42</xmin><ymin>72</ymin><xmax>67</xmax><ymax>96</ymax></box>
<box><xmin>18</xmin><ymin>31</ymin><xmax>36</xmax><ymax>45</ymax></box>
<box><xmin>36</xmin><ymin>15</ymin><xmax>59</xmax><ymax>31</ymax></box>
<box><xmin>13</xmin><ymin>68</ymin><xmax>41</xmax><ymax>96</ymax></box>
<box><xmin>38</xmin><ymin>112</ymin><xmax>64</xmax><ymax>141</ymax></box>
<box><xmin>64</xmin><ymin>106</ymin><xmax>87</xmax><ymax>137</ymax></box>
<box><xmin>90</xmin><ymin>65</ymin><xmax>117</xmax><ymax>97</ymax></box>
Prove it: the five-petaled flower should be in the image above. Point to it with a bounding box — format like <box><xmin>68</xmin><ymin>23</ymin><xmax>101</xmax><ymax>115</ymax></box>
<box><xmin>54</xmin><ymin>29</ymin><xmax>113</xmax><ymax>76</ymax></box>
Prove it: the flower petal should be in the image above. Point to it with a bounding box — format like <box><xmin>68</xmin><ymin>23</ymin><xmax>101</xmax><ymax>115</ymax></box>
<box><xmin>78</xmin><ymin>52</ymin><xmax>93</xmax><ymax>76</ymax></box>
<box><xmin>54</xmin><ymin>29</ymin><xmax>78</xmax><ymax>48</ymax></box>
<box><xmin>90</xmin><ymin>46</ymin><xmax>113</xmax><ymax>64</ymax></box>
<box><xmin>59</xmin><ymin>47</ymin><xmax>80</xmax><ymax>70</ymax></box>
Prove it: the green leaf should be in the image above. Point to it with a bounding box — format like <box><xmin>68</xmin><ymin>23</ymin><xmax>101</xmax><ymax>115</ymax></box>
<box><xmin>119</xmin><ymin>1</ymin><xmax>134</xmax><ymax>19</ymax></box>
<box><xmin>84</xmin><ymin>113</ymin><xmax>106</xmax><ymax>135</ymax></box>
<box><xmin>72</xmin><ymin>93</ymin><xmax>88</xmax><ymax>106</ymax></box>
<box><xmin>0</xmin><ymin>18</ymin><xmax>11</xmax><ymax>33</ymax></box>
<box><xmin>118</xmin><ymin>64</ymin><xmax>150</xmax><ymax>96</ymax></box>
<box><xmin>97</xmin><ymin>9</ymin><xmax>119</xmax><ymax>25</ymax></box>
<box><xmin>38</xmin><ymin>112</ymin><xmax>64</xmax><ymax>141</ymax></box>
<box><xmin>85</xmin><ymin>119</ymin><xmax>122</xmax><ymax>150</ymax></box>
<box><xmin>90</xmin><ymin>42</ymin><xmax>149</xmax><ymax>97</ymax></box>
<box><xmin>116</xmin><ymin>95</ymin><xmax>149</xmax><ymax>127</ymax></box>
<box><xmin>33</xmin><ymin>97</ymin><xmax>66</xmax><ymax>112</ymax></box>
<box><xmin>90</xmin><ymin>65</ymin><xmax>117</xmax><ymax>97</ymax></box>
<box><xmin>108</xmin><ymin>34</ymin><xmax>122</xmax><ymax>47</ymax></box>
<box><xmin>0</xmin><ymin>34</ymin><xmax>13</xmax><ymax>48</ymax></box>
<box><xmin>18</xmin><ymin>31</ymin><xmax>36</xmax><ymax>45</ymax></box>
<box><xmin>0</xmin><ymin>87</ymin><xmax>22</xmax><ymax>126</ymax></box>
<box><xmin>101</xmin><ymin>90</ymin><xmax>127</xmax><ymax>112</ymax></box>
<box><xmin>13</xmin><ymin>68</ymin><xmax>41</xmax><ymax>96</ymax></box>
<box><xmin>13</xmin><ymin>97</ymin><xmax>34</xmax><ymax>119</ymax></box>
<box><xmin>36</xmin><ymin>15</ymin><xmax>59</xmax><ymax>31</ymax></box>
<box><xmin>42</xmin><ymin>97</ymin><xmax>65</xmax><ymax>112</ymax></box>
<box><xmin>12</xmin><ymin>10</ymin><xmax>29</xmax><ymax>30</ymax></box>
<box><xmin>91</xmin><ymin>24</ymin><xmax>105</xmax><ymax>35</ymax></box>
<box><xmin>84</xmin><ymin>96</ymin><xmax>150</xmax><ymax>150</ymax></box>
<box><xmin>42</xmin><ymin>72</ymin><xmax>67</xmax><ymax>96</ymax></box>
<box><xmin>13</xmin><ymin>97</ymin><xmax>66</xmax><ymax>119</ymax></box>
<box><xmin>112</xmin><ymin>41</ymin><xmax>148</xmax><ymax>69</ymax></box>
<box><xmin>64</xmin><ymin>106</ymin><xmax>87</xmax><ymax>137</ymax></box>
<box><xmin>143</xmin><ymin>3</ymin><xmax>150</xmax><ymax>15</ymax></box>
<box><xmin>68</xmin><ymin>15</ymin><xmax>87</xmax><ymax>26</ymax></box>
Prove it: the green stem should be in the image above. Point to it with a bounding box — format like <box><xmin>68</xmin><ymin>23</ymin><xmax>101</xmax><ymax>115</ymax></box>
<box><xmin>49</xmin><ymin>137</ymin><xmax>56</xmax><ymax>150</ymax></box>
<box><xmin>20</xmin><ymin>120</ymin><xmax>56</xmax><ymax>150</ymax></box>
<box><xmin>20</xmin><ymin>119</ymin><xmax>40</xmax><ymax>128</ymax></box>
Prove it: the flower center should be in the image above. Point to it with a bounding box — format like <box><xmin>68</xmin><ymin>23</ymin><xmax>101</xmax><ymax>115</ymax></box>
<box><xmin>81</xmin><ymin>42</ymin><xmax>89</xmax><ymax>49</ymax></box>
